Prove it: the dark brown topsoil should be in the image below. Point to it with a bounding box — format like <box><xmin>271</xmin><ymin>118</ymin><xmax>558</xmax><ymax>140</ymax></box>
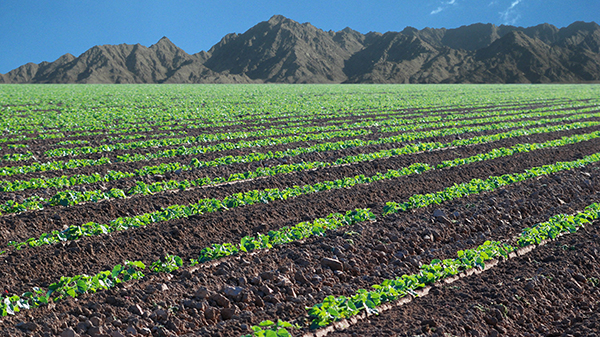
<box><xmin>328</xmin><ymin>214</ymin><xmax>600</xmax><ymax>337</ymax></box>
<box><xmin>2</xmin><ymin>101</ymin><xmax>600</xmax><ymax>337</ymax></box>
<box><xmin>1</xmin><ymin>132</ymin><xmax>599</xmax><ymax>295</ymax></box>
<box><xmin>1</xmin><ymin>122</ymin><xmax>598</xmax><ymax>245</ymax></box>
<box><xmin>1</xmin><ymin>133</ymin><xmax>600</xmax><ymax>336</ymax></box>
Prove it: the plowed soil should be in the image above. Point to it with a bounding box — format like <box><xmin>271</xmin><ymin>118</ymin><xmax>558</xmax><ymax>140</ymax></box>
<box><xmin>2</xmin><ymin>100</ymin><xmax>600</xmax><ymax>337</ymax></box>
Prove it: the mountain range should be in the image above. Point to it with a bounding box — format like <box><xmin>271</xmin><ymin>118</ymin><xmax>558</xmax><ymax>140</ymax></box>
<box><xmin>2</xmin><ymin>15</ymin><xmax>600</xmax><ymax>84</ymax></box>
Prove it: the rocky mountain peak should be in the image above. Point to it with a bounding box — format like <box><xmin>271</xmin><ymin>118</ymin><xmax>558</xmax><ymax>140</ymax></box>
<box><xmin>151</xmin><ymin>37</ymin><xmax>178</xmax><ymax>50</ymax></box>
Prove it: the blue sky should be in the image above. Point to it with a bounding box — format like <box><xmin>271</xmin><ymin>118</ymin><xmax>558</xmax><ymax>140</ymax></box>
<box><xmin>1</xmin><ymin>0</ymin><xmax>598</xmax><ymax>74</ymax></box>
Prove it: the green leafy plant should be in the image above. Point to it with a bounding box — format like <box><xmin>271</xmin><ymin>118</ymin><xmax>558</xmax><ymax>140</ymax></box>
<box><xmin>383</xmin><ymin>152</ymin><xmax>600</xmax><ymax>216</ymax></box>
<box><xmin>301</xmin><ymin>202</ymin><xmax>600</xmax><ymax>329</ymax></box>
<box><xmin>150</xmin><ymin>255</ymin><xmax>183</xmax><ymax>273</ymax></box>
<box><xmin>191</xmin><ymin>209</ymin><xmax>375</xmax><ymax>264</ymax></box>
<box><xmin>243</xmin><ymin>319</ymin><xmax>295</xmax><ymax>337</ymax></box>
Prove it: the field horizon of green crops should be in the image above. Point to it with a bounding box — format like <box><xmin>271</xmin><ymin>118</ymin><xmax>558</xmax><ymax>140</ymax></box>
<box><xmin>2</xmin><ymin>84</ymin><xmax>600</xmax><ymax>136</ymax></box>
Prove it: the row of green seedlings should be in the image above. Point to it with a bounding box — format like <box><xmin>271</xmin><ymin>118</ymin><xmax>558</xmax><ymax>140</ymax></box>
<box><xmin>249</xmin><ymin>185</ymin><xmax>600</xmax><ymax>336</ymax></box>
<box><xmin>5</xmin><ymin>130</ymin><xmax>599</xmax><ymax>254</ymax></box>
<box><xmin>2</xmin><ymin>127</ymin><xmax>371</xmax><ymax>163</ymax></box>
<box><xmin>4</xmin><ymin>102</ymin><xmax>593</xmax><ymax>162</ymax></box>
<box><xmin>0</xmin><ymin>209</ymin><xmax>374</xmax><ymax>317</ymax></box>
<box><xmin>2</xmin><ymin>105</ymin><xmax>597</xmax><ymax>181</ymax></box>
<box><xmin>99</xmin><ymin>130</ymin><xmax>187</xmax><ymax>143</ymax></box>
<box><xmin>0</xmin><ymin>126</ymin><xmax>186</xmax><ymax>148</ymax></box>
<box><xmin>2</xmin><ymin>147</ymin><xmax>598</xmax><ymax>319</ymax></box>
<box><xmin>2</xmin><ymin>107</ymin><xmax>590</xmax><ymax>187</ymax></box>
<box><xmin>1</xmin><ymin>124</ymin><xmax>599</xmax><ymax>216</ymax></box>
<box><xmin>0</xmin><ymin>130</ymin><xmax>106</xmax><ymax>144</ymax></box>
<box><xmin>19</xmin><ymin>104</ymin><xmax>600</xmax><ymax>161</ymax></box>
<box><xmin>0</xmin><ymin>126</ymin><xmax>366</xmax><ymax>175</ymax></box>
<box><xmin>0</xmin><ymin>126</ymin><xmax>154</xmax><ymax>148</ymax></box>
<box><xmin>0</xmin><ymin>157</ymin><xmax>111</xmax><ymax>177</ymax></box>
<box><xmin>2</xmin><ymin>103</ymin><xmax>598</xmax><ymax>177</ymax></box>
<box><xmin>7</xmin><ymin>137</ymin><xmax>174</xmax><ymax>151</ymax></box>
<box><xmin>5</xmin><ymin>144</ymin><xmax>28</xmax><ymax>149</ymax></box>
<box><xmin>52</xmin><ymin>131</ymin><xmax>187</xmax><ymax>147</ymax></box>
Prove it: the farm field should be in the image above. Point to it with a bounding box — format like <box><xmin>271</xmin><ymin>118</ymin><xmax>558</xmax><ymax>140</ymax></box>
<box><xmin>1</xmin><ymin>84</ymin><xmax>600</xmax><ymax>337</ymax></box>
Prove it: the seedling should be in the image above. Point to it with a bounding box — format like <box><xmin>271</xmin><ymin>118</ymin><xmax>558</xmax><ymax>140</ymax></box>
<box><xmin>243</xmin><ymin>319</ymin><xmax>295</xmax><ymax>337</ymax></box>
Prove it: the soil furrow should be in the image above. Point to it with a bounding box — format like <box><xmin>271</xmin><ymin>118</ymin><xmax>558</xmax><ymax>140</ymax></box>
<box><xmin>327</xmin><ymin>217</ymin><xmax>600</xmax><ymax>337</ymax></box>
<box><xmin>1</xmin><ymin>150</ymin><xmax>599</xmax><ymax>337</ymax></box>
<box><xmin>4</xmin><ymin>123</ymin><xmax>600</xmax><ymax>205</ymax></box>
<box><xmin>3</xmin><ymin>126</ymin><xmax>599</xmax><ymax>243</ymax></box>
<box><xmin>1</xmin><ymin>138</ymin><xmax>599</xmax><ymax>298</ymax></box>
<box><xmin>3</xmin><ymin>110</ymin><xmax>596</xmax><ymax>173</ymax></box>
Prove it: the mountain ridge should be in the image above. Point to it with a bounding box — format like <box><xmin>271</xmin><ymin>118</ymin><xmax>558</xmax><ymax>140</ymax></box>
<box><xmin>2</xmin><ymin>15</ymin><xmax>599</xmax><ymax>84</ymax></box>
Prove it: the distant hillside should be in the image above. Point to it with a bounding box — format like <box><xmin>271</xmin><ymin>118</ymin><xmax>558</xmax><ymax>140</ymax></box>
<box><xmin>2</xmin><ymin>15</ymin><xmax>599</xmax><ymax>84</ymax></box>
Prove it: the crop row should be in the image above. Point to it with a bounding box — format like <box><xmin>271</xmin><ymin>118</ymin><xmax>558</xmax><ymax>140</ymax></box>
<box><xmin>0</xmin><ymin>157</ymin><xmax>111</xmax><ymax>177</ymax></box>
<box><xmin>6</xmin><ymin>128</ymin><xmax>599</xmax><ymax>254</ymax></box>
<box><xmin>2</xmin><ymin>126</ymin><xmax>599</xmax><ymax>216</ymax></box>
<box><xmin>16</xmin><ymin>104</ymin><xmax>598</xmax><ymax>161</ymax></box>
<box><xmin>2</xmin><ymin>105</ymin><xmax>598</xmax><ymax>182</ymax></box>
<box><xmin>0</xmin><ymin>128</ymin><xmax>188</xmax><ymax>148</ymax></box>
<box><xmin>2</xmin><ymin>148</ymin><xmax>599</xmax><ymax>321</ymax></box>
<box><xmin>293</xmin><ymin>203</ymin><xmax>599</xmax><ymax>332</ymax></box>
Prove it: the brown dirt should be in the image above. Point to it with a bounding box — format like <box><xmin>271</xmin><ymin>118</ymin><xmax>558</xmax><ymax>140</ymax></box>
<box><xmin>328</xmin><ymin>215</ymin><xmax>600</xmax><ymax>337</ymax></box>
<box><xmin>1</xmin><ymin>145</ymin><xmax>599</xmax><ymax>337</ymax></box>
<box><xmin>2</xmin><ymin>101</ymin><xmax>600</xmax><ymax>337</ymax></box>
